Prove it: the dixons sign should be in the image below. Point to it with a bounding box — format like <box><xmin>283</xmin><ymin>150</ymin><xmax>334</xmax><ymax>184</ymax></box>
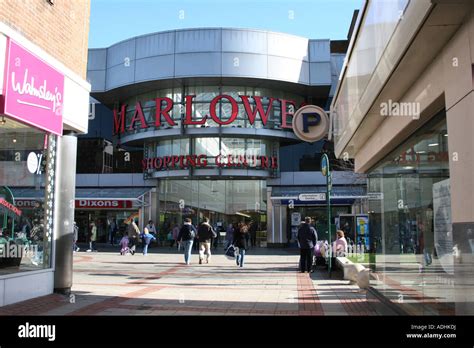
<box><xmin>13</xmin><ymin>200</ymin><xmax>133</xmax><ymax>210</ymax></box>
<box><xmin>76</xmin><ymin>200</ymin><xmax>133</xmax><ymax>209</ymax></box>
<box><xmin>0</xmin><ymin>198</ymin><xmax>22</xmax><ymax>217</ymax></box>
<box><xmin>113</xmin><ymin>95</ymin><xmax>305</xmax><ymax>135</ymax></box>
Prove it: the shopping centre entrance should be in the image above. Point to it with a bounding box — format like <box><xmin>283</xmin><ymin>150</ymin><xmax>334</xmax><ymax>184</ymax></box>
<box><xmin>157</xmin><ymin>179</ymin><xmax>268</xmax><ymax>246</ymax></box>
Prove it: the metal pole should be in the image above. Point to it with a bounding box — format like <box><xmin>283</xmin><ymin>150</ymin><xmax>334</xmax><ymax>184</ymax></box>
<box><xmin>53</xmin><ymin>132</ymin><xmax>77</xmax><ymax>294</ymax></box>
<box><xmin>328</xmin><ymin>172</ymin><xmax>332</xmax><ymax>277</ymax></box>
<box><xmin>321</xmin><ymin>154</ymin><xmax>332</xmax><ymax>276</ymax></box>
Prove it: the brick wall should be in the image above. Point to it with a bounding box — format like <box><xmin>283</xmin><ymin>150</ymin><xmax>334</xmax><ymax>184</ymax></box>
<box><xmin>0</xmin><ymin>0</ymin><xmax>91</xmax><ymax>79</ymax></box>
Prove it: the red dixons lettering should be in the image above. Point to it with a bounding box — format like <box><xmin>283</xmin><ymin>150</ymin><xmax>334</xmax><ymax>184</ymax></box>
<box><xmin>113</xmin><ymin>95</ymin><xmax>302</xmax><ymax>135</ymax></box>
<box><xmin>0</xmin><ymin>199</ymin><xmax>22</xmax><ymax>216</ymax></box>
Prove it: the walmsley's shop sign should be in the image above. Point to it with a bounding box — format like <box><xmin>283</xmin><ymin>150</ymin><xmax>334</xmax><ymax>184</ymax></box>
<box><xmin>0</xmin><ymin>38</ymin><xmax>64</xmax><ymax>135</ymax></box>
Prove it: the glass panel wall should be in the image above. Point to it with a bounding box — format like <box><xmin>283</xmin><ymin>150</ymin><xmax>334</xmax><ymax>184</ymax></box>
<box><xmin>0</xmin><ymin>118</ymin><xmax>56</xmax><ymax>275</ymax></box>
<box><xmin>158</xmin><ymin>179</ymin><xmax>266</xmax><ymax>236</ymax></box>
<box><xmin>368</xmin><ymin>111</ymin><xmax>453</xmax><ymax>314</ymax></box>
<box><xmin>333</xmin><ymin>0</ymin><xmax>410</xmax><ymax>144</ymax></box>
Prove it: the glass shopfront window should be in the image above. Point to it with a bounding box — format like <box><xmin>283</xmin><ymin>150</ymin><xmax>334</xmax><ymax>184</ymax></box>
<box><xmin>158</xmin><ymin>179</ymin><xmax>267</xmax><ymax>240</ymax></box>
<box><xmin>368</xmin><ymin>111</ymin><xmax>453</xmax><ymax>315</ymax></box>
<box><xmin>0</xmin><ymin>118</ymin><xmax>56</xmax><ymax>275</ymax></box>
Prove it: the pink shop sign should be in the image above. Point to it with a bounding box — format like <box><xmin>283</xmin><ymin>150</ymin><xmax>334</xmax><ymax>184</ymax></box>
<box><xmin>1</xmin><ymin>38</ymin><xmax>64</xmax><ymax>135</ymax></box>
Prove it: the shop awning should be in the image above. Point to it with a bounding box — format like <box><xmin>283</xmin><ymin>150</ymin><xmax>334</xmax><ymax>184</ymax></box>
<box><xmin>9</xmin><ymin>188</ymin><xmax>151</xmax><ymax>201</ymax></box>
<box><xmin>75</xmin><ymin>188</ymin><xmax>150</xmax><ymax>200</ymax></box>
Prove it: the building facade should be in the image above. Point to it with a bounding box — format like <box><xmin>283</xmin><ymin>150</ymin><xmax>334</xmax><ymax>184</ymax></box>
<box><xmin>331</xmin><ymin>0</ymin><xmax>474</xmax><ymax>315</ymax></box>
<box><xmin>83</xmin><ymin>27</ymin><xmax>366</xmax><ymax>248</ymax></box>
<box><xmin>0</xmin><ymin>0</ymin><xmax>90</xmax><ymax>306</ymax></box>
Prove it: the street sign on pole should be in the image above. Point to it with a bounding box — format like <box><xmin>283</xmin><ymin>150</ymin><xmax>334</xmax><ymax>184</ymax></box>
<box><xmin>321</xmin><ymin>154</ymin><xmax>332</xmax><ymax>276</ymax></box>
<box><xmin>368</xmin><ymin>192</ymin><xmax>384</xmax><ymax>200</ymax></box>
<box><xmin>298</xmin><ymin>193</ymin><xmax>326</xmax><ymax>201</ymax></box>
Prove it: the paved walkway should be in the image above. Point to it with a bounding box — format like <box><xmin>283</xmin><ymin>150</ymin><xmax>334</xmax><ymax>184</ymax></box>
<box><xmin>0</xmin><ymin>248</ymin><xmax>379</xmax><ymax>316</ymax></box>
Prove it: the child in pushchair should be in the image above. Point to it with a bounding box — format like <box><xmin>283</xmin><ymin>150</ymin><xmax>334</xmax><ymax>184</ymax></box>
<box><xmin>313</xmin><ymin>240</ymin><xmax>328</xmax><ymax>268</ymax></box>
<box><xmin>119</xmin><ymin>233</ymin><xmax>131</xmax><ymax>255</ymax></box>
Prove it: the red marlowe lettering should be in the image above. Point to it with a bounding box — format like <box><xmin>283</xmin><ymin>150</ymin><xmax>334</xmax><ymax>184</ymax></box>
<box><xmin>155</xmin><ymin>97</ymin><xmax>176</xmax><ymax>127</ymax></box>
<box><xmin>280</xmin><ymin>99</ymin><xmax>296</xmax><ymax>129</ymax></box>
<box><xmin>112</xmin><ymin>94</ymin><xmax>302</xmax><ymax>134</ymax></box>
<box><xmin>209</xmin><ymin>95</ymin><xmax>238</xmax><ymax>125</ymax></box>
<box><xmin>240</xmin><ymin>96</ymin><xmax>274</xmax><ymax>126</ymax></box>
<box><xmin>129</xmin><ymin>102</ymin><xmax>149</xmax><ymax>130</ymax></box>
<box><xmin>183</xmin><ymin>95</ymin><xmax>207</xmax><ymax>125</ymax></box>
<box><xmin>113</xmin><ymin>104</ymin><xmax>127</xmax><ymax>135</ymax></box>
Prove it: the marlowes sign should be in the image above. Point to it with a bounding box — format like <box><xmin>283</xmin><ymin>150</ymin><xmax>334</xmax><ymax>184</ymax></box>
<box><xmin>142</xmin><ymin>154</ymin><xmax>278</xmax><ymax>170</ymax></box>
<box><xmin>113</xmin><ymin>95</ymin><xmax>304</xmax><ymax>135</ymax></box>
<box><xmin>1</xmin><ymin>39</ymin><xmax>64</xmax><ymax>136</ymax></box>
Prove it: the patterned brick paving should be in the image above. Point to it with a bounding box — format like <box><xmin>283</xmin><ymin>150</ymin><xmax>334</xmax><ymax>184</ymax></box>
<box><xmin>0</xmin><ymin>249</ymin><xmax>380</xmax><ymax>316</ymax></box>
<box><xmin>0</xmin><ymin>294</ymin><xmax>68</xmax><ymax>316</ymax></box>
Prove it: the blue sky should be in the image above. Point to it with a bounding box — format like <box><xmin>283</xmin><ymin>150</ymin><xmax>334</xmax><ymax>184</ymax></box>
<box><xmin>89</xmin><ymin>0</ymin><xmax>362</xmax><ymax>48</ymax></box>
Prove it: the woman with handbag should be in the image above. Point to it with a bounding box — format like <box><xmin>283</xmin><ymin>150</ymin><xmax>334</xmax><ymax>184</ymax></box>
<box><xmin>233</xmin><ymin>222</ymin><xmax>248</xmax><ymax>268</ymax></box>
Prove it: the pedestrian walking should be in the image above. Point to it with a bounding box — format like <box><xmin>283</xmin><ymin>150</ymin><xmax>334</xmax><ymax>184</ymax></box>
<box><xmin>73</xmin><ymin>221</ymin><xmax>80</xmax><ymax>252</ymax></box>
<box><xmin>108</xmin><ymin>219</ymin><xmax>118</xmax><ymax>246</ymax></box>
<box><xmin>297</xmin><ymin>217</ymin><xmax>318</xmax><ymax>273</ymax></box>
<box><xmin>87</xmin><ymin>221</ymin><xmax>98</xmax><ymax>252</ymax></box>
<box><xmin>171</xmin><ymin>223</ymin><xmax>180</xmax><ymax>248</ymax></box>
<box><xmin>145</xmin><ymin>220</ymin><xmax>157</xmax><ymax>236</ymax></box>
<box><xmin>224</xmin><ymin>222</ymin><xmax>234</xmax><ymax>250</ymax></box>
<box><xmin>127</xmin><ymin>219</ymin><xmax>140</xmax><ymax>255</ymax></box>
<box><xmin>233</xmin><ymin>222</ymin><xmax>248</xmax><ymax>268</ymax></box>
<box><xmin>141</xmin><ymin>226</ymin><xmax>156</xmax><ymax>256</ymax></box>
<box><xmin>197</xmin><ymin>217</ymin><xmax>217</xmax><ymax>264</ymax></box>
<box><xmin>241</xmin><ymin>222</ymin><xmax>250</xmax><ymax>249</ymax></box>
<box><xmin>212</xmin><ymin>224</ymin><xmax>220</xmax><ymax>250</ymax></box>
<box><xmin>177</xmin><ymin>218</ymin><xmax>197</xmax><ymax>265</ymax></box>
<box><xmin>249</xmin><ymin>220</ymin><xmax>258</xmax><ymax>248</ymax></box>
<box><xmin>193</xmin><ymin>231</ymin><xmax>200</xmax><ymax>251</ymax></box>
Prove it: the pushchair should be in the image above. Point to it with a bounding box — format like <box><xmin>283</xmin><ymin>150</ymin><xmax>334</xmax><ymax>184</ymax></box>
<box><xmin>119</xmin><ymin>236</ymin><xmax>131</xmax><ymax>255</ymax></box>
<box><xmin>313</xmin><ymin>240</ymin><xmax>328</xmax><ymax>268</ymax></box>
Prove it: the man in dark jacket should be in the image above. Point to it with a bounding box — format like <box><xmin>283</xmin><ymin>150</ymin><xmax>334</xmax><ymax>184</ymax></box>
<box><xmin>197</xmin><ymin>217</ymin><xmax>217</xmax><ymax>264</ymax></box>
<box><xmin>297</xmin><ymin>217</ymin><xmax>318</xmax><ymax>273</ymax></box>
<box><xmin>177</xmin><ymin>218</ymin><xmax>197</xmax><ymax>265</ymax></box>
